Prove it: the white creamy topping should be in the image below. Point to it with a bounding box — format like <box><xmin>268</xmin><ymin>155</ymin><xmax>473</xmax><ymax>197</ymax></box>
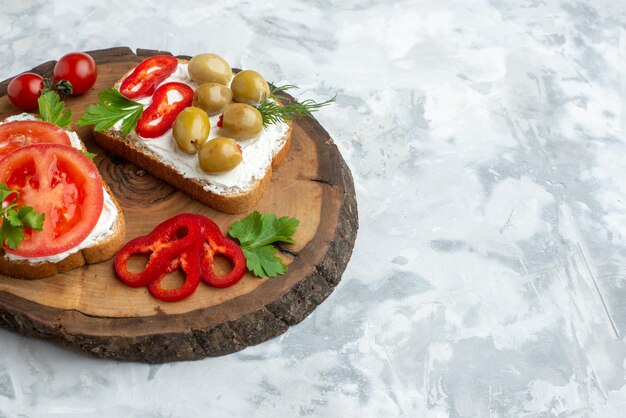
<box><xmin>1</xmin><ymin>113</ymin><xmax>118</xmax><ymax>263</ymax></box>
<box><xmin>114</xmin><ymin>63</ymin><xmax>290</xmax><ymax>195</ymax></box>
<box><xmin>166</xmin><ymin>89</ymin><xmax>184</xmax><ymax>104</ymax></box>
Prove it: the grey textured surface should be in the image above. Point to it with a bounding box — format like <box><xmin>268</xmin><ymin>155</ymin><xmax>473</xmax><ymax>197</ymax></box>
<box><xmin>1</xmin><ymin>0</ymin><xmax>626</xmax><ymax>416</ymax></box>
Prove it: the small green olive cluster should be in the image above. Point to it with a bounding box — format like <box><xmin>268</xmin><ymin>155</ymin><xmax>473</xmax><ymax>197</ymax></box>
<box><xmin>174</xmin><ymin>53</ymin><xmax>272</xmax><ymax>173</ymax></box>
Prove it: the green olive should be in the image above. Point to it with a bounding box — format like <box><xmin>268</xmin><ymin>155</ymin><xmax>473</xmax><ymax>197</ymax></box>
<box><xmin>173</xmin><ymin>107</ymin><xmax>210</xmax><ymax>153</ymax></box>
<box><xmin>188</xmin><ymin>53</ymin><xmax>232</xmax><ymax>85</ymax></box>
<box><xmin>193</xmin><ymin>83</ymin><xmax>233</xmax><ymax>116</ymax></box>
<box><xmin>220</xmin><ymin>103</ymin><xmax>263</xmax><ymax>140</ymax></box>
<box><xmin>230</xmin><ymin>70</ymin><xmax>270</xmax><ymax>105</ymax></box>
<box><xmin>198</xmin><ymin>137</ymin><xmax>242</xmax><ymax>173</ymax></box>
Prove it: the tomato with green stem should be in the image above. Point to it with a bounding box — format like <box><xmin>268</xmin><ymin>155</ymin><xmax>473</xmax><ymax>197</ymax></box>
<box><xmin>53</xmin><ymin>52</ymin><xmax>97</xmax><ymax>95</ymax></box>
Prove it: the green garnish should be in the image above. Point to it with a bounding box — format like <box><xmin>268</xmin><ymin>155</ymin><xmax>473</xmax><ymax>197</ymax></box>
<box><xmin>82</xmin><ymin>150</ymin><xmax>97</xmax><ymax>160</ymax></box>
<box><xmin>269</xmin><ymin>84</ymin><xmax>299</xmax><ymax>97</ymax></box>
<box><xmin>257</xmin><ymin>95</ymin><xmax>335</xmax><ymax>127</ymax></box>
<box><xmin>38</xmin><ymin>91</ymin><xmax>72</xmax><ymax>129</ymax></box>
<box><xmin>77</xmin><ymin>88</ymin><xmax>144</xmax><ymax>135</ymax></box>
<box><xmin>0</xmin><ymin>183</ymin><xmax>44</xmax><ymax>250</ymax></box>
<box><xmin>229</xmin><ymin>211</ymin><xmax>300</xmax><ymax>278</ymax></box>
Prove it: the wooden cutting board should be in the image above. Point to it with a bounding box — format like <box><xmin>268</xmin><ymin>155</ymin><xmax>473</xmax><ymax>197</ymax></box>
<box><xmin>0</xmin><ymin>47</ymin><xmax>358</xmax><ymax>363</ymax></box>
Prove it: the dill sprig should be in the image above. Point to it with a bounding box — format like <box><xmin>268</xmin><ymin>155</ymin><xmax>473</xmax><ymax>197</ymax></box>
<box><xmin>269</xmin><ymin>84</ymin><xmax>299</xmax><ymax>98</ymax></box>
<box><xmin>257</xmin><ymin>95</ymin><xmax>335</xmax><ymax>127</ymax></box>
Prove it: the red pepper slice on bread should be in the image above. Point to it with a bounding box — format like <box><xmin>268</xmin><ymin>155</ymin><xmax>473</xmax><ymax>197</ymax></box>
<box><xmin>119</xmin><ymin>55</ymin><xmax>178</xmax><ymax>100</ymax></box>
<box><xmin>135</xmin><ymin>82</ymin><xmax>194</xmax><ymax>138</ymax></box>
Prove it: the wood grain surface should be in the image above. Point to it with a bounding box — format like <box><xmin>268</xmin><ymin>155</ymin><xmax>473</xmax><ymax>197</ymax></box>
<box><xmin>0</xmin><ymin>47</ymin><xmax>358</xmax><ymax>363</ymax></box>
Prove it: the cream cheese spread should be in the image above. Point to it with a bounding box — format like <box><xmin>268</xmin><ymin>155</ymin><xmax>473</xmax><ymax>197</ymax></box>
<box><xmin>1</xmin><ymin>113</ymin><xmax>118</xmax><ymax>264</ymax></box>
<box><xmin>113</xmin><ymin>63</ymin><xmax>290</xmax><ymax>195</ymax></box>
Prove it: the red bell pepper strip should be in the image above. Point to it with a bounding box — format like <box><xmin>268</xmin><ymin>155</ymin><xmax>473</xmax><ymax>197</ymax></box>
<box><xmin>119</xmin><ymin>55</ymin><xmax>178</xmax><ymax>99</ymax></box>
<box><xmin>192</xmin><ymin>215</ymin><xmax>246</xmax><ymax>288</ymax></box>
<box><xmin>114</xmin><ymin>214</ymin><xmax>202</xmax><ymax>288</ymax></box>
<box><xmin>135</xmin><ymin>82</ymin><xmax>193</xmax><ymax>138</ymax></box>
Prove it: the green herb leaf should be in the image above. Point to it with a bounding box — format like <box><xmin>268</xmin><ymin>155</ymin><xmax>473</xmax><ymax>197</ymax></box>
<box><xmin>0</xmin><ymin>183</ymin><xmax>15</xmax><ymax>203</ymax></box>
<box><xmin>0</xmin><ymin>221</ymin><xmax>23</xmax><ymax>250</ymax></box>
<box><xmin>38</xmin><ymin>91</ymin><xmax>72</xmax><ymax>128</ymax></box>
<box><xmin>257</xmin><ymin>95</ymin><xmax>335</xmax><ymax>127</ymax></box>
<box><xmin>82</xmin><ymin>150</ymin><xmax>97</xmax><ymax>160</ymax></box>
<box><xmin>5</xmin><ymin>209</ymin><xmax>21</xmax><ymax>228</ymax></box>
<box><xmin>0</xmin><ymin>182</ymin><xmax>45</xmax><ymax>250</ymax></box>
<box><xmin>229</xmin><ymin>211</ymin><xmax>300</xmax><ymax>278</ymax></box>
<box><xmin>76</xmin><ymin>88</ymin><xmax>144</xmax><ymax>135</ymax></box>
<box><xmin>19</xmin><ymin>206</ymin><xmax>44</xmax><ymax>231</ymax></box>
<box><xmin>242</xmin><ymin>246</ymin><xmax>287</xmax><ymax>278</ymax></box>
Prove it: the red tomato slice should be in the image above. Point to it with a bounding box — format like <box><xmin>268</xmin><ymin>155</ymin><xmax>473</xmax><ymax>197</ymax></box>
<box><xmin>0</xmin><ymin>121</ymin><xmax>71</xmax><ymax>159</ymax></box>
<box><xmin>135</xmin><ymin>82</ymin><xmax>194</xmax><ymax>138</ymax></box>
<box><xmin>0</xmin><ymin>144</ymin><xmax>104</xmax><ymax>257</ymax></box>
<box><xmin>119</xmin><ymin>55</ymin><xmax>178</xmax><ymax>99</ymax></box>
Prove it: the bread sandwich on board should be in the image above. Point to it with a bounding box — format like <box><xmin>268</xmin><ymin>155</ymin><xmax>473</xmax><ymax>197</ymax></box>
<box><xmin>0</xmin><ymin>112</ymin><xmax>125</xmax><ymax>279</ymax></box>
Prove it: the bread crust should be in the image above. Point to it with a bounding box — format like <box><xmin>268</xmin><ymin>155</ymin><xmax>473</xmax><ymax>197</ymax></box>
<box><xmin>0</xmin><ymin>131</ymin><xmax>126</xmax><ymax>280</ymax></box>
<box><xmin>94</xmin><ymin>122</ymin><xmax>291</xmax><ymax>214</ymax></box>
<box><xmin>95</xmin><ymin>61</ymin><xmax>293</xmax><ymax>213</ymax></box>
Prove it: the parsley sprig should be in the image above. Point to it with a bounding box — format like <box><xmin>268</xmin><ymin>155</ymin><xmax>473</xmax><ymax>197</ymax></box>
<box><xmin>229</xmin><ymin>211</ymin><xmax>300</xmax><ymax>278</ymax></box>
<box><xmin>0</xmin><ymin>183</ymin><xmax>44</xmax><ymax>250</ymax></box>
<box><xmin>77</xmin><ymin>88</ymin><xmax>144</xmax><ymax>135</ymax></box>
<box><xmin>38</xmin><ymin>91</ymin><xmax>72</xmax><ymax>128</ymax></box>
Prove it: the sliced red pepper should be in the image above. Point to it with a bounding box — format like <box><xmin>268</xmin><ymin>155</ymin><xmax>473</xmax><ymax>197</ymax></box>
<box><xmin>193</xmin><ymin>215</ymin><xmax>247</xmax><ymax>288</ymax></box>
<box><xmin>114</xmin><ymin>214</ymin><xmax>202</xmax><ymax>288</ymax></box>
<box><xmin>147</xmin><ymin>249</ymin><xmax>202</xmax><ymax>302</ymax></box>
<box><xmin>114</xmin><ymin>213</ymin><xmax>247</xmax><ymax>302</ymax></box>
<box><xmin>119</xmin><ymin>55</ymin><xmax>178</xmax><ymax>99</ymax></box>
<box><xmin>135</xmin><ymin>82</ymin><xmax>193</xmax><ymax>138</ymax></box>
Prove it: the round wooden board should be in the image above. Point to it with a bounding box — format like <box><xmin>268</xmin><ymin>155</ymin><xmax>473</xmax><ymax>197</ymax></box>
<box><xmin>0</xmin><ymin>47</ymin><xmax>358</xmax><ymax>363</ymax></box>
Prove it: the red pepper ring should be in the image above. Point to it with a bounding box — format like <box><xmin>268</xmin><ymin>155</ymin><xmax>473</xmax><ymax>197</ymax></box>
<box><xmin>114</xmin><ymin>214</ymin><xmax>203</xmax><ymax>287</ymax></box>
<box><xmin>114</xmin><ymin>213</ymin><xmax>247</xmax><ymax>302</ymax></box>
<box><xmin>147</xmin><ymin>247</ymin><xmax>202</xmax><ymax>302</ymax></box>
<box><xmin>192</xmin><ymin>215</ymin><xmax>247</xmax><ymax>288</ymax></box>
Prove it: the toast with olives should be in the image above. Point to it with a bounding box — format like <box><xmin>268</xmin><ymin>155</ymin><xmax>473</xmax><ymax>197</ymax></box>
<box><xmin>94</xmin><ymin>122</ymin><xmax>292</xmax><ymax>214</ymax></box>
<box><xmin>0</xmin><ymin>117</ymin><xmax>126</xmax><ymax>280</ymax></box>
<box><xmin>93</xmin><ymin>59</ymin><xmax>293</xmax><ymax>214</ymax></box>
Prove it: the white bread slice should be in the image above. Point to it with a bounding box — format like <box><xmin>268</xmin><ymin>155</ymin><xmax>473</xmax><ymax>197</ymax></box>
<box><xmin>0</xmin><ymin>115</ymin><xmax>126</xmax><ymax>280</ymax></box>
<box><xmin>93</xmin><ymin>59</ymin><xmax>293</xmax><ymax>214</ymax></box>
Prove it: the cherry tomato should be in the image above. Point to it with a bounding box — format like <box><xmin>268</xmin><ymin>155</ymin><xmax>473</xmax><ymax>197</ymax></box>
<box><xmin>136</xmin><ymin>82</ymin><xmax>194</xmax><ymax>138</ymax></box>
<box><xmin>119</xmin><ymin>55</ymin><xmax>178</xmax><ymax>99</ymax></box>
<box><xmin>53</xmin><ymin>52</ymin><xmax>97</xmax><ymax>95</ymax></box>
<box><xmin>0</xmin><ymin>121</ymin><xmax>71</xmax><ymax>159</ymax></box>
<box><xmin>7</xmin><ymin>73</ymin><xmax>44</xmax><ymax>111</ymax></box>
<box><xmin>0</xmin><ymin>144</ymin><xmax>104</xmax><ymax>257</ymax></box>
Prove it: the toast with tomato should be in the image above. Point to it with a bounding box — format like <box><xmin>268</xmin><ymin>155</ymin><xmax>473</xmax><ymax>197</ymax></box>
<box><xmin>0</xmin><ymin>113</ymin><xmax>125</xmax><ymax>280</ymax></box>
<box><xmin>82</xmin><ymin>54</ymin><xmax>308</xmax><ymax>214</ymax></box>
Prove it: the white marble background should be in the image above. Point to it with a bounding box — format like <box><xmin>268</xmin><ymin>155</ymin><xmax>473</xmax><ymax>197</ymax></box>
<box><xmin>1</xmin><ymin>0</ymin><xmax>626</xmax><ymax>416</ymax></box>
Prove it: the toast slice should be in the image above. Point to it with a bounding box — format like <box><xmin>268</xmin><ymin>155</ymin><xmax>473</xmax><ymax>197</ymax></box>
<box><xmin>0</xmin><ymin>114</ymin><xmax>126</xmax><ymax>280</ymax></box>
<box><xmin>93</xmin><ymin>59</ymin><xmax>293</xmax><ymax>214</ymax></box>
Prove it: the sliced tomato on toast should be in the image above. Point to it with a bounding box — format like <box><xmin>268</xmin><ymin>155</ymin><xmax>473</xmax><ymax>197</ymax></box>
<box><xmin>0</xmin><ymin>121</ymin><xmax>71</xmax><ymax>159</ymax></box>
<box><xmin>0</xmin><ymin>144</ymin><xmax>104</xmax><ymax>257</ymax></box>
